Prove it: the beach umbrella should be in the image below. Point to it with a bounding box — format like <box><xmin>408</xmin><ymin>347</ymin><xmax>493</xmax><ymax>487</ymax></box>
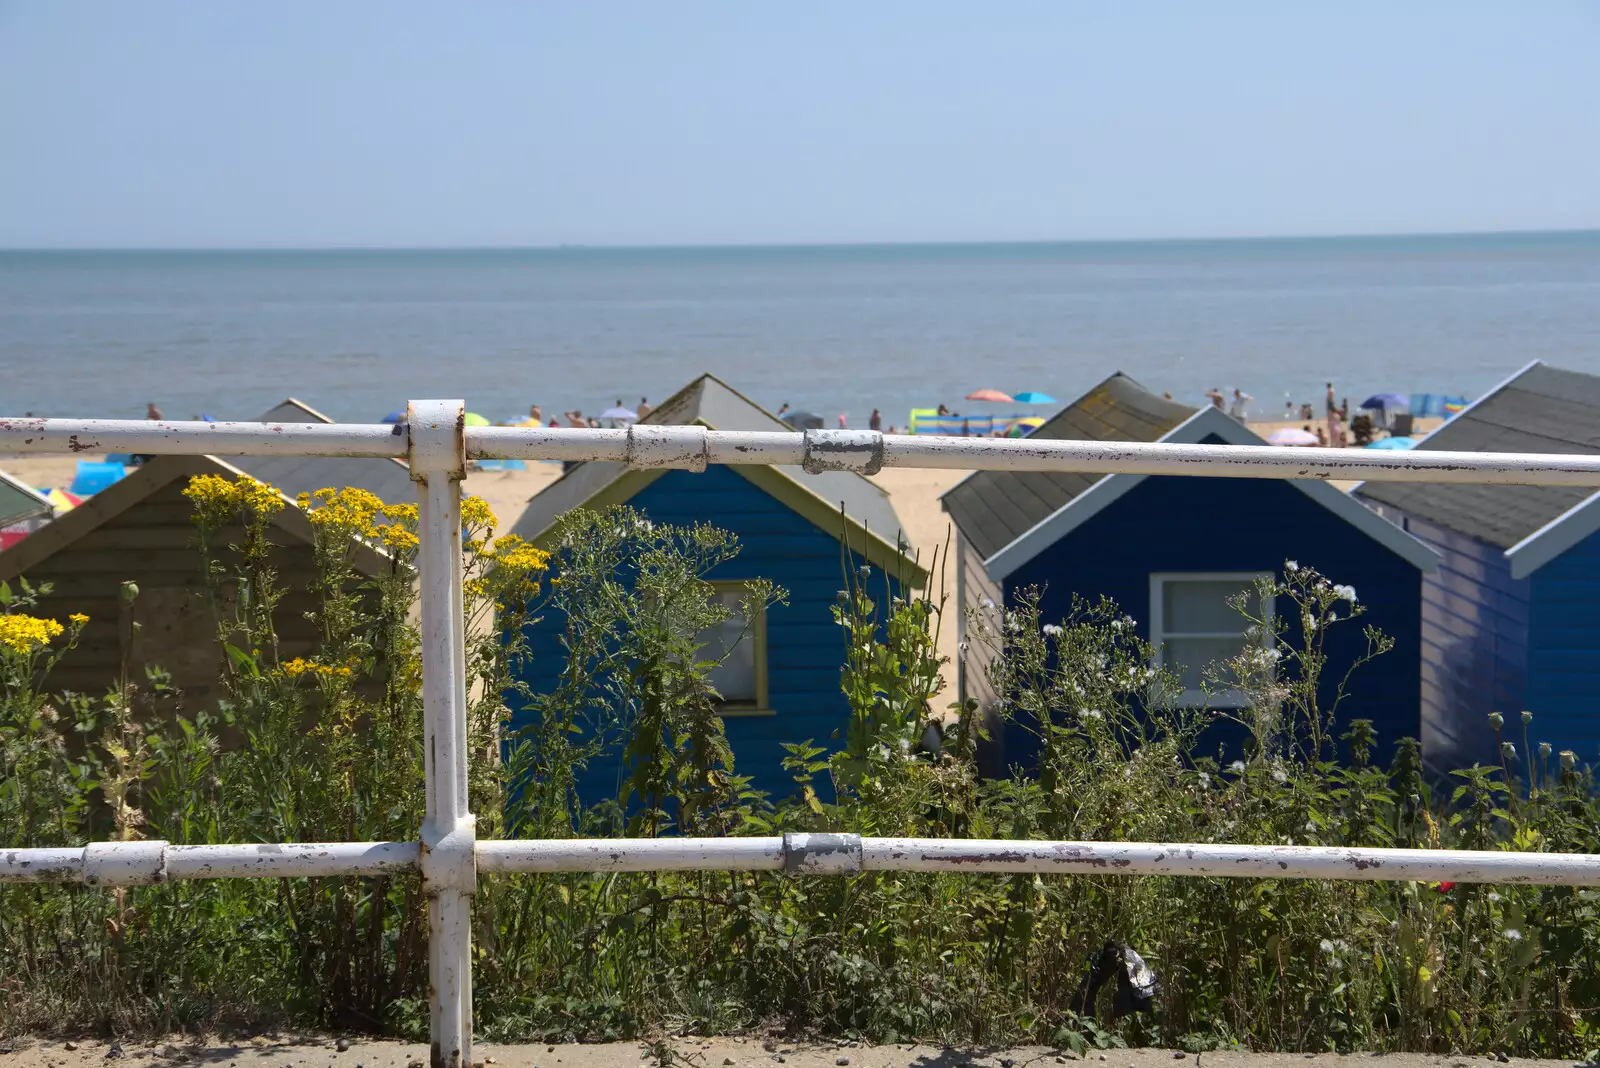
<box><xmin>600</xmin><ymin>406</ymin><xmax>639</xmax><ymax>421</ymax></box>
<box><xmin>965</xmin><ymin>389</ymin><xmax>1015</xmax><ymax>403</ymax></box>
<box><xmin>1266</xmin><ymin>427</ymin><xmax>1319</xmax><ymax>446</ymax></box>
<box><xmin>1006</xmin><ymin>416</ymin><xmax>1046</xmax><ymax>437</ymax></box>
<box><xmin>381</xmin><ymin>410</ymin><xmax>406</xmax><ymax>424</ymax></box>
<box><xmin>780</xmin><ymin>410</ymin><xmax>824</xmax><ymax>430</ymax></box>
<box><xmin>1366</xmin><ymin>436</ymin><xmax>1418</xmax><ymax>450</ymax></box>
<box><xmin>463</xmin><ymin>412</ymin><xmax>491</xmax><ymax>427</ymax></box>
<box><xmin>1011</xmin><ymin>391</ymin><xmax>1057</xmax><ymax>405</ymax></box>
<box><xmin>1359</xmin><ymin>393</ymin><xmax>1410</xmax><ymax>411</ymax></box>
<box><xmin>43</xmin><ymin>487</ymin><xmax>83</xmax><ymax>513</ymax></box>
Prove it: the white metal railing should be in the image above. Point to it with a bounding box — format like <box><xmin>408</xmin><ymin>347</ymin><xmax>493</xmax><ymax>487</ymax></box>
<box><xmin>4</xmin><ymin>405</ymin><xmax>1600</xmax><ymax>1068</ymax></box>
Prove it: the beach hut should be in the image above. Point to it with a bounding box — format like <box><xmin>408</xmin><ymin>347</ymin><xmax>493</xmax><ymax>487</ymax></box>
<box><xmin>219</xmin><ymin>398</ymin><xmax>415</xmax><ymax>505</ymax></box>
<box><xmin>1</xmin><ymin>467</ymin><xmax>54</xmax><ymax>549</ymax></box>
<box><xmin>942</xmin><ymin>372</ymin><xmax>1436</xmax><ymax>774</ymax></box>
<box><xmin>1355</xmin><ymin>361</ymin><xmax>1600</xmax><ymax>771</ymax></box>
<box><xmin>0</xmin><ymin>454</ymin><xmax>391</xmax><ymax>712</ymax></box>
<box><xmin>507</xmin><ymin>373</ymin><xmax>929</xmax><ymax>803</ymax></box>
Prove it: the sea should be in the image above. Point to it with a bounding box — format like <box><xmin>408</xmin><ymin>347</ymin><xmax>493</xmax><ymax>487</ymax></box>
<box><xmin>3</xmin><ymin>230</ymin><xmax>1600</xmax><ymax>426</ymax></box>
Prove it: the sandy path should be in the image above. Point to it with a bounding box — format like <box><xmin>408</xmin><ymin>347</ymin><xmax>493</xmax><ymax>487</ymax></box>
<box><xmin>0</xmin><ymin>1036</ymin><xmax>1572</xmax><ymax>1068</ymax></box>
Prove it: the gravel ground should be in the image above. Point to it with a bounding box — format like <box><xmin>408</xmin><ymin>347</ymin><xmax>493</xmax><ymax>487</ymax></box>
<box><xmin>0</xmin><ymin>1036</ymin><xmax>1589</xmax><ymax>1068</ymax></box>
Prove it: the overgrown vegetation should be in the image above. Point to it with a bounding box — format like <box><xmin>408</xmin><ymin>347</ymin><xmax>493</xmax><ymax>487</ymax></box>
<box><xmin>2</xmin><ymin>478</ymin><xmax>1598</xmax><ymax>1058</ymax></box>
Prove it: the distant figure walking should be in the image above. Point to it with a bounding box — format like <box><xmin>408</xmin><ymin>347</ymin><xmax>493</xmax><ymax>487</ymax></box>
<box><xmin>869</xmin><ymin>408</ymin><xmax>882</xmax><ymax>431</ymax></box>
<box><xmin>1326</xmin><ymin>382</ymin><xmax>1338</xmax><ymax>414</ymax></box>
<box><xmin>1228</xmin><ymin>388</ymin><xmax>1253</xmax><ymax>422</ymax></box>
<box><xmin>1328</xmin><ymin>407</ymin><xmax>1347</xmax><ymax>447</ymax></box>
<box><xmin>837</xmin><ymin>414</ymin><xmax>848</xmax><ymax>429</ymax></box>
<box><xmin>637</xmin><ymin>397</ymin><xmax>652</xmax><ymax>420</ymax></box>
<box><xmin>1205</xmin><ymin>387</ymin><xmax>1226</xmax><ymax>410</ymax></box>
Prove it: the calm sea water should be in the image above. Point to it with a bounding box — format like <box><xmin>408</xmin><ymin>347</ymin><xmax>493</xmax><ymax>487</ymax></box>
<box><xmin>3</xmin><ymin>232</ymin><xmax>1600</xmax><ymax>425</ymax></box>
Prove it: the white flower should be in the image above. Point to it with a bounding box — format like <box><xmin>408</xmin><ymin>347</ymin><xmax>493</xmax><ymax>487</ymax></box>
<box><xmin>1271</xmin><ymin>767</ymin><xmax>1288</xmax><ymax>783</ymax></box>
<box><xmin>1319</xmin><ymin>939</ymin><xmax>1336</xmax><ymax>954</ymax></box>
<box><xmin>1042</xmin><ymin>624</ymin><xmax>1063</xmax><ymax>637</ymax></box>
<box><xmin>1004</xmin><ymin>611</ymin><xmax>1019</xmax><ymax>632</ymax></box>
<box><xmin>980</xmin><ymin>597</ymin><xmax>996</xmax><ymax>610</ymax></box>
<box><xmin>1333</xmin><ymin>584</ymin><xmax>1357</xmax><ymax>602</ymax></box>
<box><xmin>1083</xmin><ymin>709</ymin><xmax>1103</xmax><ymax>721</ymax></box>
<box><xmin>1487</xmin><ymin>891</ymin><xmax>1501</xmax><ymax>903</ymax></box>
<box><xmin>1229</xmin><ymin>760</ymin><xmax>1246</xmax><ymax>774</ymax></box>
<box><xmin>1196</xmin><ymin>772</ymin><xmax>1211</xmax><ymax>787</ymax></box>
<box><xmin>1503</xmin><ymin>928</ymin><xmax>1522</xmax><ymax>942</ymax></box>
<box><xmin>1286</xmin><ymin>560</ymin><xmax>1299</xmax><ymax>572</ymax></box>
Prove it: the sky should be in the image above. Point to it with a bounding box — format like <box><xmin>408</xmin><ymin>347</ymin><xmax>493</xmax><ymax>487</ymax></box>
<box><xmin>3</xmin><ymin>2</ymin><xmax>1600</xmax><ymax>248</ymax></box>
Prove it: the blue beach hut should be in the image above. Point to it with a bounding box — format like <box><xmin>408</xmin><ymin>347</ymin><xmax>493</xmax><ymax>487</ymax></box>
<box><xmin>941</xmin><ymin>372</ymin><xmax>1437</xmax><ymax>773</ymax></box>
<box><xmin>1356</xmin><ymin>361</ymin><xmax>1600</xmax><ymax>772</ymax></box>
<box><xmin>506</xmin><ymin>373</ymin><xmax>929</xmax><ymax>805</ymax></box>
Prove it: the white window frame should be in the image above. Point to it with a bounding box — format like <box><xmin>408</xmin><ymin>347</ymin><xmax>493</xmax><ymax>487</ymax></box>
<box><xmin>1148</xmin><ymin>571</ymin><xmax>1274</xmax><ymax>708</ymax></box>
<box><xmin>702</xmin><ymin>580</ymin><xmax>773</xmax><ymax>718</ymax></box>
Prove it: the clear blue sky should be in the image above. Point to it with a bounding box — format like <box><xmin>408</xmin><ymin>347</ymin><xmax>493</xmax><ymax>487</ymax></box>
<box><xmin>3</xmin><ymin>2</ymin><xmax>1599</xmax><ymax>248</ymax></box>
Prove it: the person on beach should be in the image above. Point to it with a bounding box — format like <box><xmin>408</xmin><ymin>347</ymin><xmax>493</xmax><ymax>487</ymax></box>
<box><xmin>520</xmin><ymin>404</ymin><xmax>543</xmax><ymax>427</ymax></box>
<box><xmin>869</xmin><ymin>408</ymin><xmax>882</xmax><ymax>431</ymax></box>
<box><xmin>1316</xmin><ymin>426</ymin><xmax>1328</xmax><ymax>447</ymax></box>
<box><xmin>564</xmin><ymin>409</ymin><xmax>586</xmax><ymax>428</ymax></box>
<box><xmin>637</xmin><ymin>397</ymin><xmax>651</xmax><ymax>420</ymax></box>
<box><xmin>1326</xmin><ymin>382</ymin><xmax>1337</xmax><ymax>415</ymax></box>
<box><xmin>937</xmin><ymin>403</ymin><xmax>950</xmax><ymax>416</ymax></box>
<box><xmin>146</xmin><ymin>402</ymin><xmax>164</xmax><ymax>420</ymax></box>
<box><xmin>837</xmin><ymin>414</ymin><xmax>848</xmax><ymax>429</ymax></box>
<box><xmin>1205</xmin><ymin>387</ymin><xmax>1225</xmax><ymax>410</ymax></box>
<box><xmin>777</xmin><ymin>403</ymin><xmax>790</xmax><ymax>418</ymax></box>
<box><xmin>1228</xmin><ymin>388</ymin><xmax>1252</xmax><ymax>421</ymax></box>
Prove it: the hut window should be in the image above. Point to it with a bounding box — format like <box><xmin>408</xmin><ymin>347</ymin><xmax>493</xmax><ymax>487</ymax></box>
<box><xmin>699</xmin><ymin>581</ymin><xmax>770</xmax><ymax>716</ymax></box>
<box><xmin>1148</xmin><ymin>572</ymin><xmax>1273</xmax><ymax>707</ymax></box>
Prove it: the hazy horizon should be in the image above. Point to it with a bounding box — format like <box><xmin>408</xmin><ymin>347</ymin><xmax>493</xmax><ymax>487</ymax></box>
<box><xmin>7</xmin><ymin>226</ymin><xmax>1600</xmax><ymax>254</ymax></box>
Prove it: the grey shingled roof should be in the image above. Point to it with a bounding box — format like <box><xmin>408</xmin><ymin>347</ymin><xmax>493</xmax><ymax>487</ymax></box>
<box><xmin>511</xmin><ymin>374</ymin><xmax>907</xmax><ymax>547</ymax></box>
<box><xmin>941</xmin><ymin>373</ymin><xmax>1197</xmax><ymax>559</ymax></box>
<box><xmin>217</xmin><ymin>399</ymin><xmax>416</xmax><ymax>505</ymax></box>
<box><xmin>1356</xmin><ymin>363</ymin><xmax>1600</xmax><ymax>548</ymax></box>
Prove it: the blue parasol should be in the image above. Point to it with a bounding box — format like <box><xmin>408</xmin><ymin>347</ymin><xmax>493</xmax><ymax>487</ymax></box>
<box><xmin>381</xmin><ymin>410</ymin><xmax>406</xmax><ymax>424</ymax></box>
<box><xmin>1366</xmin><ymin>436</ymin><xmax>1418</xmax><ymax>450</ymax></box>
<box><xmin>1359</xmin><ymin>393</ymin><xmax>1410</xmax><ymax>411</ymax></box>
<box><xmin>1012</xmin><ymin>391</ymin><xmax>1057</xmax><ymax>405</ymax></box>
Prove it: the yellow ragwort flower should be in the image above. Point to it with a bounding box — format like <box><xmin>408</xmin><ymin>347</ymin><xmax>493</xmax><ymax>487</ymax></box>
<box><xmin>68</xmin><ymin>613</ymin><xmax>90</xmax><ymax>625</ymax></box>
<box><xmin>461</xmin><ymin>496</ymin><xmax>497</xmax><ymax>530</ymax></box>
<box><xmin>0</xmin><ymin>614</ymin><xmax>66</xmax><ymax>654</ymax></box>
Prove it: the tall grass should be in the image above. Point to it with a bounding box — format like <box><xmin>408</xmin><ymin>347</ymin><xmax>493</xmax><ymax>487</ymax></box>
<box><xmin>1</xmin><ymin>478</ymin><xmax>1597</xmax><ymax>1057</ymax></box>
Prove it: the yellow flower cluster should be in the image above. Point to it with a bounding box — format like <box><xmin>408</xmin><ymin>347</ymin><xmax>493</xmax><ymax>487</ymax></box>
<box><xmin>183</xmin><ymin>473</ymin><xmax>285</xmax><ymax>523</ymax></box>
<box><xmin>462</xmin><ymin>496</ymin><xmax>497</xmax><ymax>530</ymax></box>
<box><xmin>282</xmin><ymin>656</ymin><xmax>354</xmax><ymax>679</ymax></box>
<box><xmin>0</xmin><ymin>614</ymin><xmax>65</xmax><ymax>654</ymax></box>
<box><xmin>69</xmin><ymin>612</ymin><xmax>90</xmax><ymax>625</ymax></box>
<box><xmin>490</xmin><ymin>535</ymin><xmax>551</xmax><ymax>574</ymax></box>
<box><xmin>299</xmin><ymin>487</ymin><xmax>421</xmax><ymax>556</ymax></box>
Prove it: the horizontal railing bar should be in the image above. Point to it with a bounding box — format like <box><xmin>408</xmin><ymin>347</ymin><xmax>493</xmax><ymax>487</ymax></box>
<box><xmin>9</xmin><ymin>836</ymin><xmax>1599</xmax><ymax>886</ymax></box>
<box><xmin>6</xmin><ymin>417</ymin><xmax>1600</xmax><ymax>485</ymax></box>
<box><xmin>858</xmin><ymin>838</ymin><xmax>1600</xmax><ymax>884</ymax></box>
<box><xmin>476</xmin><ymin>836</ymin><xmax>787</xmax><ymax>873</ymax></box>
<box><xmin>1</xmin><ymin>841</ymin><xmax>420</xmax><ymax>885</ymax></box>
<box><xmin>0</xmin><ymin>417</ymin><xmax>408</xmax><ymax>458</ymax></box>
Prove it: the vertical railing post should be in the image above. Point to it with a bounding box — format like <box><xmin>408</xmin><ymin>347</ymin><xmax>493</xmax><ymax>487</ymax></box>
<box><xmin>408</xmin><ymin>400</ymin><xmax>476</xmax><ymax>1068</ymax></box>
